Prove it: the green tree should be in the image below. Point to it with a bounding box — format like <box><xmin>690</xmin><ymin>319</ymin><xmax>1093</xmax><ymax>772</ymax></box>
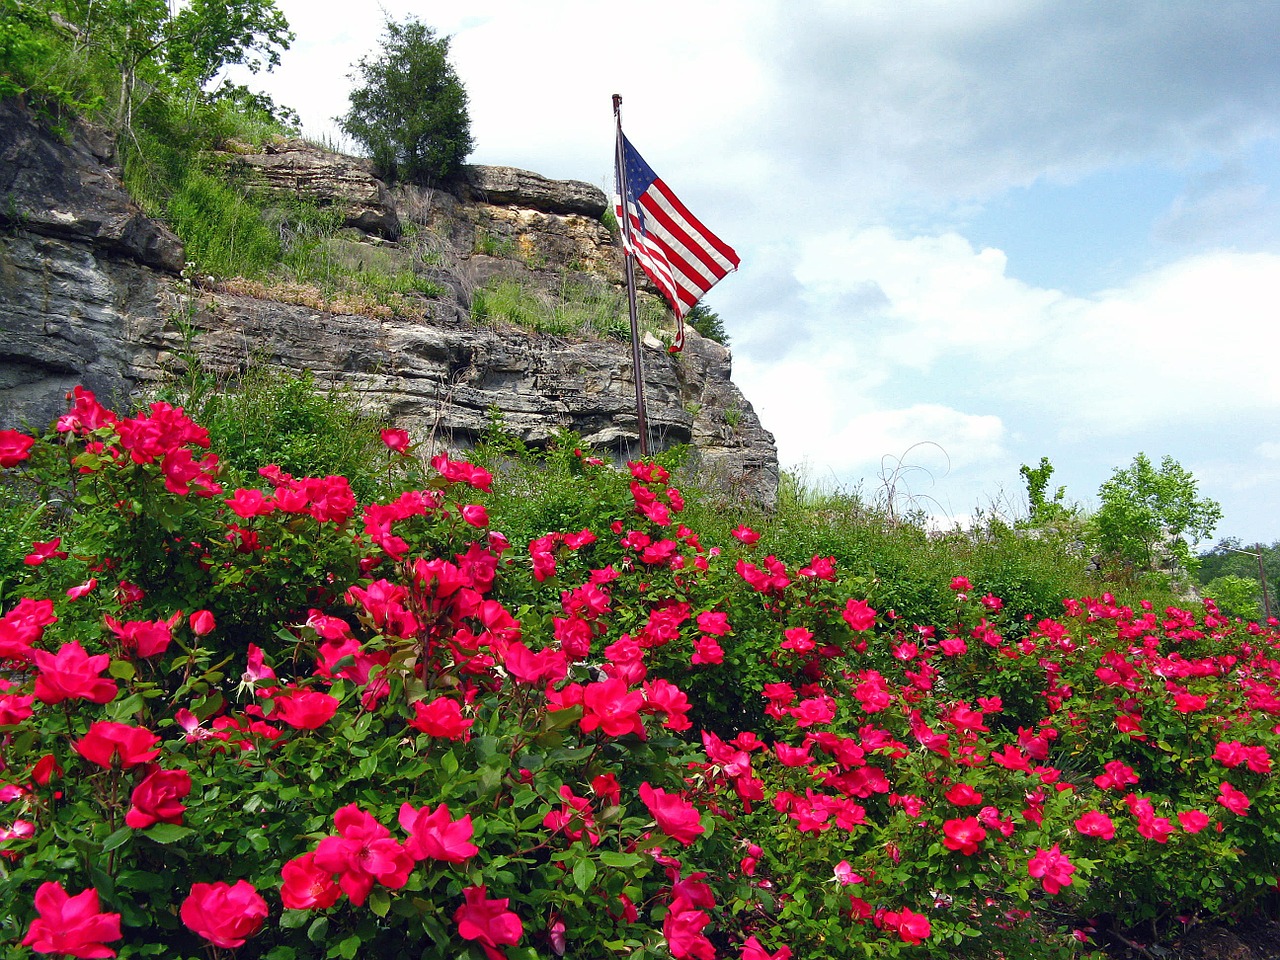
<box><xmin>0</xmin><ymin>2</ymin><xmax>81</xmax><ymax>109</ymax></box>
<box><xmin>1198</xmin><ymin>537</ymin><xmax>1278</xmax><ymax>618</ymax></box>
<box><xmin>1094</xmin><ymin>453</ymin><xmax>1222</xmax><ymax>574</ymax></box>
<box><xmin>339</xmin><ymin>14</ymin><xmax>472</xmax><ymax>184</ymax></box>
<box><xmin>12</xmin><ymin>0</ymin><xmax>292</xmax><ymax>133</ymax></box>
<box><xmin>164</xmin><ymin>0</ymin><xmax>292</xmax><ymax>90</ymax></box>
<box><xmin>1018</xmin><ymin>456</ymin><xmax>1070</xmax><ymax>527</ymax></box>
<box><xmin>685</xmin><ymin>301</ymin><xmax>730</xmax><ymax>345</ymax></box>
<box><xmin>1204</xmin><ymin>574</ymin><xmax>1264</xmax><ymax>619</ymax></box>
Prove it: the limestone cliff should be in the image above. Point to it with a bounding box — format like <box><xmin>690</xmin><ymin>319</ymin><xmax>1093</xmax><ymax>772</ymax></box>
<box><xmin>0</xmin><ymin>101</ymin><xmax>777</xmax><ymax>504</ymax></box>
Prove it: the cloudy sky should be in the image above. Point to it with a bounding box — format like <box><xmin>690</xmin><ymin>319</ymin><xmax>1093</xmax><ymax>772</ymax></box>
<box><xmin>230</xmin><ymin>0</ymin><xmax>1280</xmax><ymax>545</ymax></box>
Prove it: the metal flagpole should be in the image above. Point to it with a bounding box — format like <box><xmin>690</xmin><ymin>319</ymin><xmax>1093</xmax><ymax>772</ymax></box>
<box><xmin>612</xmin><ymin>93</ymin><xmax>650</xmax><ymax>458</ymax></box>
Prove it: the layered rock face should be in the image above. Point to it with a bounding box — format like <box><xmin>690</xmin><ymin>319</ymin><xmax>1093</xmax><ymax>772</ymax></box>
<box><xmin>0</xmin><ymin>101</ymin><xmax>777</xmax><ymax>505</ymax></box>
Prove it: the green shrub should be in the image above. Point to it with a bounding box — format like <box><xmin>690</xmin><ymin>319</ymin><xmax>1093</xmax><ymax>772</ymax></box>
<box><xmin>685</xmin><ymin>301</ymin><xmax>729</xmax><ymax>345</ymax></box>
<box><xmin>0</xmin><ymin>1</ymin><xmax>105</xmax><ymax>118</ymax></box>
<box><xmin>339</xmin><ymin>14</ymin><xmax>472</xmax><ymax>184</ymax></box>
<box><xmin>1204</xmin><ymin>574</ymin><xmax>1264</xmax><ymax>620</ymax></box>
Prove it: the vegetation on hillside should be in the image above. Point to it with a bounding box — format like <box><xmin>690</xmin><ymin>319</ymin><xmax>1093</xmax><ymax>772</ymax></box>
<box><xmin>1198</xmin><ymin>539</ymin><xmax>1279</xmax><ymax>621</ymax></box>
<box><xmin>685</xmin><ymin>302</ymin><xmax>730</xmax><ymax>346</ymax></box>
<box><xmin>0</xmin><ymin>371</ymin><xmax>1271</xmax><ymax>960</ymax></box>
<box><xmin>0</xmin><ymin>0</ymin><xmax>293</xmax><ymax>131</ymax></box>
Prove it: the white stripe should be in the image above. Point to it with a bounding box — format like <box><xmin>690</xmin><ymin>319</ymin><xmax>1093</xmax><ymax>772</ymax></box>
<box><xmin>638</xmin><ymin>197</ymin><xmax>729</xmax><ymax>301</ymax></box>
<box><xmin>626</xmin><ymin>209</ymin><xmax>681</xmax><ymax>305</ymax></box>
<box><xmin>643</xmin><ymin>183</ymin><xmax>737</xmax><ymax>275</ymax></box>
<box><xmin>619</xmin><ymin>200</ymin><xmax>705</xmax><ymax>317</ymax></box>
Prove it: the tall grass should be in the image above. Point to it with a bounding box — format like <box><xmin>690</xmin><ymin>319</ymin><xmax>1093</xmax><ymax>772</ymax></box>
<box><xmin>473</xmin><ymin>275</ymin><xmax>667</xmax><ymax>341</ymax></box>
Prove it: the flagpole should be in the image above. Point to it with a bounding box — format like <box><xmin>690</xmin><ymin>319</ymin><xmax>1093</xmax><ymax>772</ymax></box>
<box><xmin>613</xmin><ymin>93</ymin><xmax>650</xmax><ymax>458</ymax></box>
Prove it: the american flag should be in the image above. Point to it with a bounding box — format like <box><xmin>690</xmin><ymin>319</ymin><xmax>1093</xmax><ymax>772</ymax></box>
<box><xmin>615</xmin><ymin>134</ymin><xmax>739</xmax><ymax>349</ymax></box>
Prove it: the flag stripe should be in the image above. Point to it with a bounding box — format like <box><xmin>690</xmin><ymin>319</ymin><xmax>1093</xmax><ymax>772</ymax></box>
<box><xmin>632</xmin><ymin>216</ymin><xmax>714</xmax><ymax>303</ymax></box>
<box><xmin>623</xmin><ymin>193</ymin><xmax>725</xmax><ymax>313</ymax></box>
<box><xmin>630</xmin><ymin>223</ymin><xmax>698</xmax><ymax>312</ymax></box>
<box><xmin>644</xmin><ymin>178</ymin><xmax>740</xmax><ymax>269</ymax></box>
<box><xmin>623</xmin><ymin>207</ymin><xmax>678</xmax><ymax>293</ymax></box>
<box><xmin>639</xmin><ymin>193</ymin><xmax>730</xmax><ymax>289</ymax></box>
<box><xmin>620</xmin><ymin>202</ymin><xmax>692</xmax><ymax>311</ymax></box>
<box><xmin>615</xmin><ymin>134</ymin><xmax>738</xmax><ymax>330</ymax></box>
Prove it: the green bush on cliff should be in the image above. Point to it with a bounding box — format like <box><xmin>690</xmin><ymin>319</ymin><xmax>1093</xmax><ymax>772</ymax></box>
<box><xmin>339</xmin><ymin>14</ymin><xmax>473</xmax><ymax>184</ymax></box>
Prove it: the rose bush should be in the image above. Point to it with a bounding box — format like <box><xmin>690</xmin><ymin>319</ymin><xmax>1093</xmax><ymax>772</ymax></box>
<box><xmin>0</xmin><ymin>386</ymin><xmax>1276</xmax><ymax>958</ymax></box>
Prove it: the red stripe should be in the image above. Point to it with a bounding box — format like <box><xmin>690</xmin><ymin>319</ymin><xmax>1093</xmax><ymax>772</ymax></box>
<box><xmin>647</xmin><ymin>178</ymin><xmax>740</xmax><ymax>268</ymax></box>
<box><xmin>627</xmin><ymin>211</ymin><xmax>684</xmax><ymax>307</ymax></box>
<box><xmin>619</xmin><ymin>189</ymin><xmax>731</xmax><ymax>319</ymax></box>
<box><xmin>640</xmin><ymin>199</ymin><xmax>730</xmax><ymax>290</ymax></box>
<box><xmin>641</xmin><ymin>192</ymin><xmax>734</xmax><ymax>281</ymax></box>
<box><xmin>627</xmin><ymin>210</ymin><xmax>678</xmax><ymax>289</ymax></box>
<box><xmin>639</xmin><ymin>199</ymin><xmax>727</xmax><ymax>284</ymax></box>
<box><xmin>635</xmin><ymin>233</ymin><xmax>707</xmax><ymax>310</ymax></box>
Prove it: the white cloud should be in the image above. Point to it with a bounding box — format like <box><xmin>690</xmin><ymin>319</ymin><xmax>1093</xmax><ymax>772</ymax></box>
<box><xmin>751</xmin><ymin>2</ymin><xmax>1280</xmax><ymax>204</ymax></box>
<box><xmin>1038</xmin><ymin>251</ymin><xmax>1280</xmax><ymax>435</ymax></box>
<box><xmin>790</xmin><ymin>228</ymin><xmax>1064</xmax><ymax>370</ymax></box>
<box><xmin>1257</xmin><ymin>442</ymin><xmax>1280</xmax><ymax>462</ymax></box>
<box><xmin>750</xmin><ymin>228</ymin><xmax>1280</xmax><ymax>440</ymax></box>
<box><xmin>733</xmin><ymin>229</ymin><xmax>1280</xmax><ymax>541</ymax></box>
<box><xmin>828</xmin><ymin>405</ymin><xmax>1006</xmax><ymax>474</ymax></box>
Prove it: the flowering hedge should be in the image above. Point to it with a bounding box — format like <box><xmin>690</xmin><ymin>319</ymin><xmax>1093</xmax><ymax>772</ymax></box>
<box><xmin>0</xmin><ymin>390</ymin><xmax>1277</xmax><ymax>959</ymax></box>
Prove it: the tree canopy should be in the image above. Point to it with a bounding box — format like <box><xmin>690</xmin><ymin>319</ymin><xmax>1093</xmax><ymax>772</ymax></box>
<box><xmin>1094</xmin><ymin>452</ymin><xmax>1222</xmax><ymax>573</ymax></box>
<box><xmin>685</xmin><ymin>301</ymin><xmax>730</xmax><ymax>345</ymax></box>
<box><xmin>338</xmin><ymin>15</ymin><xmax>473</xmax><ymax>184</ymax></box>
<box><xmin>2</xmin><ymin>0</ymin><xmax>293</xmax><ymax>131</ymax></box>
<box><xmin>1199</xmin><ymin>538</ymin><xmax>1279</xmax><ymax>619</ymax></box>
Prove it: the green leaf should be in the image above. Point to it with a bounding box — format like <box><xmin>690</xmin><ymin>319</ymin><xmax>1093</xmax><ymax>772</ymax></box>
<box><xmin>306</xmin><ymin>916</ymin><xmax>330</xmax><ymax>943</ymax></box>
<box><xmin>107</xmin><ymin>659</ymin><xmax>137</xmax><ymax>681</ymax></box>
<box><xmin>143</xmin><ymin>823</ymin><xmax>194</xmax><ymax>844</ymax></box>
<box><xmin>599</xmin><ymin>851</ymin><xmax>644</xmax><ymax>869</ymax></box>
<box><xmin>478</xmin><ymin>764</ymin><xmax>504</xmax><ymax>797</ymax></box>
<box><xmin>193</xmin><ymin>691</ymin><xmax>225</xmax><ymax>721</ymax></box>
<box><xmin>102</xmin><ymin>826</ymin><xmax>133</xmax><ymax>853</ymax></box>
<box><xmin>106</xmin><ymin>692</ymin><xmax>145</xmax><ymax>720</ymax></box>
<box><xmin>117</xmin><ymin>870</ymin><xmax>167</xmax><ymax>892</ymax></box>
<box><xmin>335</xmin><ymin>934</ymin><xmax>361</xmax><ymax>959</ymax></box>
<box><xmin>369</xmin><ymin>887</ymin><xmax>390</xmax><ymax>918</ymax></box>
<box><xmin>541</xmin><ymin>705</ymin><xmax>582</xmax><ymax>732</ymax></box>
<box><xmin>572</xmin><ymin>857</ymin><xmax>597</xmax><ymax>892</ymax></box>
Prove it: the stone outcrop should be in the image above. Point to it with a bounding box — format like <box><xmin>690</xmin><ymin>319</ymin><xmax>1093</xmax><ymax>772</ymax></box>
<box><xmin>397</xmin><ymin>181</ymin><xmax>622</xmax><ymax>291</ymax></box>
<box><xmin>0</xmin><ymin>102</ymin><xmax>778</xmax><ymax>505</ymax></box>
<box><xmin>0</xmin><ymin>232</ymin><xmax>171</xmax><ymax>431</ymax></box>
<box><xmin>0</xmin><ymin>101</ymin><xmax>183</xmax><ymax>272</ymax></box>
<box><xmin>129</xmin><ymin>289</ymin><xmax>776</xmax><ymax>503</ymax></box>
<box><xmin>453</xmin><ymin>165</ymin><xmax>608</xmax><ymax>218</ymax></box>
<box><xmin>214</xmin><ymin>137</ymin><xmax>401</xmax><ymax>239</ymax></box>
